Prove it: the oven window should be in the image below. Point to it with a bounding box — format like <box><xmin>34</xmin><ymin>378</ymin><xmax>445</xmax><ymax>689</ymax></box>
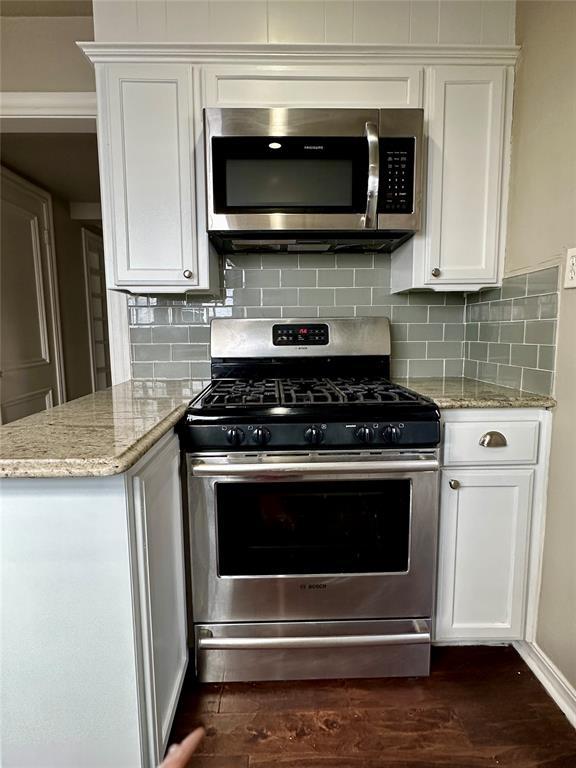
<box><xmin>216</xmin><ymin>480</ymin><xmax>411</xmax><ymax>576</ymax></box>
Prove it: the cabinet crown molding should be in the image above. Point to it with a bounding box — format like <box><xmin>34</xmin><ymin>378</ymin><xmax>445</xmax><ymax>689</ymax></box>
<box><xmin>78</xmin><ymin>42</ymin><xmax>519</xmax><ymax>66</ymax></box>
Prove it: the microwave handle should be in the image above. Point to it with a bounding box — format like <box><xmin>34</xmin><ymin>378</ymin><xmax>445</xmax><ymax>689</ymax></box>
<box><xmin>363</xmin><ymin>121</ymin><xmax>380</xmax><ymax>228</ymax></box>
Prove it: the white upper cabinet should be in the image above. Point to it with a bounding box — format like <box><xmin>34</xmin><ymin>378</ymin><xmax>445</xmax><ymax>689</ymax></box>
<box><xmin>83</xmin><ymin>45</ymin><xmax>515</xmax><ymax>296</ymax></box>
<box><xmin>425</xmin><ymin>66</ymin><xmax>508</xmax><ymax>286</ymax></box>
<box><xmin>96</xmin><ymin>63</ymin><xmax>213</xmax><ymax>293</ymax></box>
<box><xmin>391</xmin><ymin>65</ymin><xmax>513</xmax><ymax>293</ymax></box>
<box><xmin>202</xmin><ymin>65</ymin><xmax>424</xmax><ymax>108</ymax></box>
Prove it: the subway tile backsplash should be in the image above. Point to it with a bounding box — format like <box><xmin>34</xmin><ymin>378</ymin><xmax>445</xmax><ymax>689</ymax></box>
<box><xmin>463</xmin><ymin>266</ymin><xmax>559</xmax><ymax>395</ymax></box>
<box><xmin>128</xmin><ymin>253</ymin><xmax>466</xmax><ymax>381</ymax></box>
<box><xmin>128</xmin><ymin>259</ymin><xmax>559</xmax><ymax>397</ymax></box>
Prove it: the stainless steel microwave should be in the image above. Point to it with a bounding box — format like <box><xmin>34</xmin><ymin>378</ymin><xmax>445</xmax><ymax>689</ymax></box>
<box><xmin>204</xmin><ymin>107</ymin><xmax>424</xmax><ymax>254</ymax></box>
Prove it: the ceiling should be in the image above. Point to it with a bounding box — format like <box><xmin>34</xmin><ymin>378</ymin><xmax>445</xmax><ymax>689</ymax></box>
<box><xmin>0</xmin><ymin>0</ymin><xmax>92</xmax><ymax>16</ymax></box>
<box><xmin>0</xmin><ymin>133</ymin><xmax>100</xmax><ymax>201</ymax></box>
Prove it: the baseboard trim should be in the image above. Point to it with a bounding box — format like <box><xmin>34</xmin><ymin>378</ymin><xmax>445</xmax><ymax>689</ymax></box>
<box><xmin>514</xmin><ymin>640</ymin><xmax>576</xmax><ymax>729</ymax></box>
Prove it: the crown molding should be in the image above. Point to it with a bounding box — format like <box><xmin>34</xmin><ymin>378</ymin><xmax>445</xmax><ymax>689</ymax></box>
<box><xmin>0</xmin><ymin>91</ymin><xmax>97</xmax><ymax>118</ymax></box>
<box><xmin>78</xmin><ymin>42</ymin><xmax>519</xmax><ymax>67</ymax></box>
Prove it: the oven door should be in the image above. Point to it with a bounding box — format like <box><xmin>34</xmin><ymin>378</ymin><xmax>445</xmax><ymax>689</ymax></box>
<box><xmin>188</xmin><ymin>452</ymin><xmax>439</xmax><ymax>624</ymax></box>
<box><xmin>205</xmin><ymin>108</ymin><xmax>380</xmax><ymax>232</ymax></box>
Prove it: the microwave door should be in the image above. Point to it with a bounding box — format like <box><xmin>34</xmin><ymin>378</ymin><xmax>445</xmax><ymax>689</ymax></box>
<box><xmin>205</xmin><ymin>108</ymin><xmax>380</xmax><ymax>232</ymax></box>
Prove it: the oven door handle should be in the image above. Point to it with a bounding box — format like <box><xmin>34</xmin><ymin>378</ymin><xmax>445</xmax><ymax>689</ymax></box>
<box><xmin>362</xmin><ymin>121</ymin><xmax>380</xmax><ymax>229</ymax></box>
<box><xmin>191</xmin><ymin>457</ymin><xmax>438</xmax><ymax>478</ymax></box>
<box><xmin>198</xmin><ymin>623</ymin><xmax>430</xmax><ymax>651</ymax></box>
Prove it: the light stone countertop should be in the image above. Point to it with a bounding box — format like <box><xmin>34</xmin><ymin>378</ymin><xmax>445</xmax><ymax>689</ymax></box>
<box><xmin>397</xmin><ymin>377</ymin><xmax>556</xmax><ymax>410</ymax></box>
<box><xmin>0</xmin><ymin>377</ymin><xmax>555</xmax><ymax>479</ymax></box>
<box><xmin>0</xmin><ymin>380</ymin><xmax>207</xmax><ymax>479</ymax></box>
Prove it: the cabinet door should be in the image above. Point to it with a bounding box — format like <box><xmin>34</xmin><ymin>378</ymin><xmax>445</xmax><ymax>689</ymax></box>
<box><xmin>436</xmin><ymin>469</ymin><xmax>533</xmax><ymax>642</ymax></box>
<box><xmin>424</xmin><ymin>66</ymin><xmax>507</xmax><ymax>286</ymax></box>
<box><xmin>202</xmin><ymin>65</ymin><xmax>423</xmax><ymax>108</ymax></box>
<box><xmin>132</xmin><ymin>434</ymin><xmax>188</xmax><ymax>764</ymax></box>
<box><xmin>97</xmin><ymin>63</ymin><xmax>199</xmax><ymax>290</ymax></box>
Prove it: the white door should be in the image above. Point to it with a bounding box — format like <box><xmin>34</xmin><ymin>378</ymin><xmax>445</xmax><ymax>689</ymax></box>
<box><xmin>424</xmin><ymin>66</ymin><xmax>507</xmax><ymax>286</ymax></box>
<box><xmin>132</xmin><ymin>434</ymin><xmax>188</xmax><ymax>765</ymax></box>
<box><xmin>436</xmin><ymin>468</ymin><xmax>533</xmax><ymax>642</ymax></box>
<box><xmin>82</xmin><ymin>229</ymin><xmax>111</xmax><ymax>392</ymax></box>
<box><xmin>0</xmin><ymin>167</ymin><xmax>65</xmax><ymax>424</ymax></box>
<box><xmin>96</xmin><ymin>63</ymin><xmax>199</xmax><ymax>290</ymax></box>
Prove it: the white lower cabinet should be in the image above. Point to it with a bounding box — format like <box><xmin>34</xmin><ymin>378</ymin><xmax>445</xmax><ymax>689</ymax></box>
<box><xmin>1</xmin><ymin>432</ymin><xmax>187</xmax><ymax>768</ymax></box>
<box><xmin>435</xmin><ymin>468</ymin><xmax>533</xmax><ymax>642</ymax></box>
<box><xmin>435</xmin><ymin>408</ymin><xmax>553</xmax><ymax>645</ymax></box>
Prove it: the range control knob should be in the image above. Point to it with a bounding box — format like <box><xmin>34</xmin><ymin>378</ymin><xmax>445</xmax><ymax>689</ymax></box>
<box><xmin>355</xmin><ymin>425</ymin><xmax>375</xmax><ymax>443</ymax></box>
<box><xmin>382</xmin><ymin>425</ymin><xmax>402</xmax><ymax>444</ymax></box>
<box><xmin>226</xmin><ymin>427</ymin><xmax>245</xmax><ymax>446</ymax></box>
<box><xmin>252</xmin><ymin>426</ymin><xmax>271</xmax><ymax>446</ymax></box>
<box><xmin>304</xmin><ymin>425</ymin><xmax>324</xmax><ymax>445</ymax></box>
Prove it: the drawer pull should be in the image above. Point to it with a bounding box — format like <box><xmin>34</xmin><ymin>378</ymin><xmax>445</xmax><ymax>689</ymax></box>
<box><xmin>449</xmin><ymin>479</ymin><xmax>460</xmax><ymax>490</ymax></box>
<box><xmin>479</xmin><ymin>431</ymin><xmax>507</xmax><ymax>448</ymax></box>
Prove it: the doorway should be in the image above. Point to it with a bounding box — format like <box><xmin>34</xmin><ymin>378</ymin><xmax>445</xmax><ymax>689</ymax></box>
<box><xmin>0</xmin><ymin>125</ymin><xmax>111</xmax><ymax>423</ymax></box>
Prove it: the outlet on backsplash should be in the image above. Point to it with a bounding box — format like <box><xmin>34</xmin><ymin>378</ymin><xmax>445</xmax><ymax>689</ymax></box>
<box><xmin>564</xmin><ymin>247</ymin><xmax>576</xmax><ymax>289</ymax></box>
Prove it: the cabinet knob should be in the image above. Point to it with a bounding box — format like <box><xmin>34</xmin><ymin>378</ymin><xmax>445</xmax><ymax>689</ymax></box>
<box><xmin>431</xmin><ymin>267</ymin><xmax>441</xmax><ymax>278</ymax></box>
<box><xmin>479</xmin><ymin>431</ymin><xmax>507</xmax><ymax>448</ymax></box>
<box><xmin>183</xmin><ymin>269</ymin><xmax>193</xmax><ymax>279</ymax></box>
<box><xmin>449</xmin><ymin>479</ymin><xmax>460</xmax><ymax>490</ymax></box>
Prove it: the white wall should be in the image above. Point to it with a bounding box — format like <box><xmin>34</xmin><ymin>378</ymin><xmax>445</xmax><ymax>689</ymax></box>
<box><xmin>0</xmin><ymin>16</ymin><xmax>95</xmax><ymax>91</ymax></box>
<box><xmin>93</xmin><ymin>0</ymin><xmax>515</xmax><ymax>45</ymax></box>
<box><xmin>506</xmin><ymin>1</ymin><xmax>576</xmax><ymax>687</ymax></box>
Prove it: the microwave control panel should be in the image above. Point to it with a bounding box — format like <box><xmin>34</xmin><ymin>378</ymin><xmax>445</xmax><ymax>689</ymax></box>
<box><xmin>379</xmin><ymin>137</ymin><xmax>415</xmax><ymax>214</ymax></box>
<box><xmin>273</xmin><ymin>324</ymin><xmax>329</xmax><ymax>346</ymax></box>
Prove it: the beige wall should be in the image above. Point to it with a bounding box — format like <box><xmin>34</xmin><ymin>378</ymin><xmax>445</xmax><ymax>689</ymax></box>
<box><xmin>0</xmin><ymin>17</ymin><xmax>95</xmax><ymax>91</ymax></box>
<box><xmin>508</xmin><ymin>1</ymin><xmax>576</xmax><ymax>686</ymax></box>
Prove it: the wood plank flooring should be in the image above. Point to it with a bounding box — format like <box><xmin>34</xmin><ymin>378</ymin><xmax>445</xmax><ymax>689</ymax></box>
<box><xmin>169</xmin><ymin>646</ymin><xmax>576</xmax><ymax>767</ymax></box>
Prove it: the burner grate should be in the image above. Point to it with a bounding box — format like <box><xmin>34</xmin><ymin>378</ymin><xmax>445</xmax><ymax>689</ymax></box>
<box><xmin>198</xmin><ymin>377</ymin><xmax>423</xmax><ymax>408</ymax></box>
<box><xmin>201</xmin><ymin>379</ymin><xmax>281</xmax><ymax>406</ymax></box>
<box><xmin>279</xmin><ymin>378</ymin><xmax>343</xmax><ymax>405</ymax></box>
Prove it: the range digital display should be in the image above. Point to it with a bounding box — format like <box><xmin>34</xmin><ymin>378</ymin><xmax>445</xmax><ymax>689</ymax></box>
<box><xmin>273</xmin><ymin>324</ymin><xmax>329</xmax><ymax>346</ymax></box>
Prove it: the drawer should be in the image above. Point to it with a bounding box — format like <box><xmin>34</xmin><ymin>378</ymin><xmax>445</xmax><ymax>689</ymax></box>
<box><xmin>443</xmin><ymin>420</ymin><xmax>540</xmax><ymax>466</ymax></box>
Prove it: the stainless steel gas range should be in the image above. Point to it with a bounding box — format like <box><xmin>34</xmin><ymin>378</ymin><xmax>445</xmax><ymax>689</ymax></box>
<box><xmin>179</xmin><ymin>317</ymin><xmax>441</xmax><ymax>683</ymax></box>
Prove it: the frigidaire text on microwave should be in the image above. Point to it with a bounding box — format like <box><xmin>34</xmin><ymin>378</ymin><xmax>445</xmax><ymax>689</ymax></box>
<box><xmin>204</xmin><ymin>107</ymin><xmax>424</xmax><ymax>255</ymax></box>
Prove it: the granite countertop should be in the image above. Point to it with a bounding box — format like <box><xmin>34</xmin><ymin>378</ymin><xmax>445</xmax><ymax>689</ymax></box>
<box><xmin>0</xmin><ymin>380</ymin><xmax>207</xmax><ymax>479</ymax></box>
<box><xmin>0</xmin><ymin>377</ymin><xmax>555</xmax><ymax>479</ymax></box>
<box><xmin>397</xmin><ymin>377</ymin><xmax>556</xmax><ymax>410</ymax></box>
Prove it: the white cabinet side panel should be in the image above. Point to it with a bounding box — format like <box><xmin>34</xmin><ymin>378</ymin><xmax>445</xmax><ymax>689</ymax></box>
<box><xmin>132</xmin><ymin>434</ymin><xmax>188</xmax><ymax>762</ymax></box>
<box><xmin>0</xmin><ymin>476</ymin><xmax>142</xmax><ymax>768</ymax></box>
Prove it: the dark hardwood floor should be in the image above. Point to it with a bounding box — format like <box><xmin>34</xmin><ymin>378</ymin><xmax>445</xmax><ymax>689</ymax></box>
<box><xmin>169</xmin><ymin>646</ymin><xmax>576</xmax><ymax>767</ymax></box>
